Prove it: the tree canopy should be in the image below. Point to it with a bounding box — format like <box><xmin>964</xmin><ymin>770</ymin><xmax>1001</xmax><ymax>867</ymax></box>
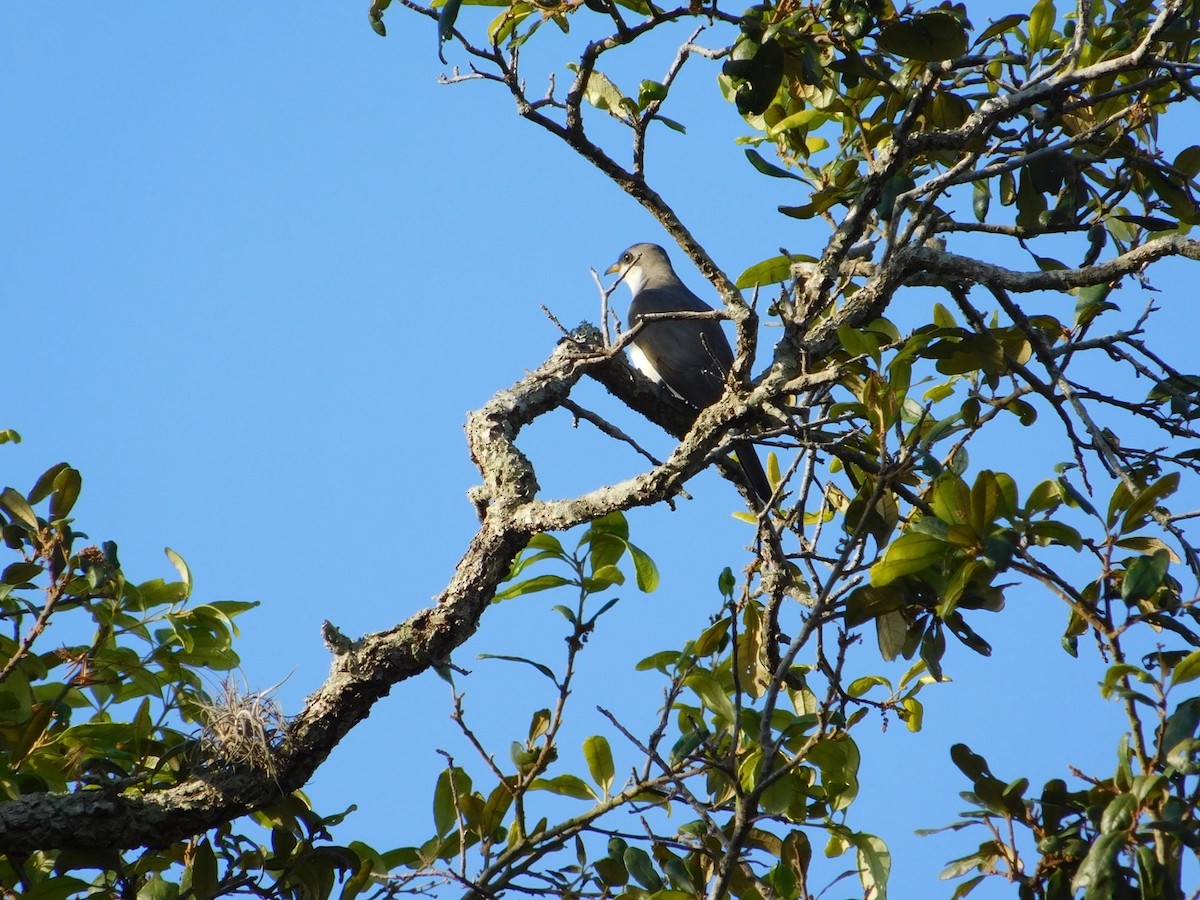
<box><xmin>5</xmin><ymin>1</ymin><xmax>1200</xmax><ymax>898</ymax></box>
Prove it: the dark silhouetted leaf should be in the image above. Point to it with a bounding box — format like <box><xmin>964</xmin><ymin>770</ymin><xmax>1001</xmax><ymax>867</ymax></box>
<box><xmin>878</xmin><ymin>12</ymin><xmax>969</xmax><ymax>61</ymax></box>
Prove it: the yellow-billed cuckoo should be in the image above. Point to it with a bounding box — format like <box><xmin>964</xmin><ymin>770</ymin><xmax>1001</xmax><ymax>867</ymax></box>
<box><xmin>607</xmin><ymin>242</ymin><xmax>772</xmax><ymax>508</ymax></box>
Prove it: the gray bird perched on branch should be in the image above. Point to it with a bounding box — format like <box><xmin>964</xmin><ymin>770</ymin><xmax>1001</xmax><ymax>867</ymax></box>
<box><xmin>606</xmin><ymin>242</ymin><xmax>773</xmax><ymax>508</ymax></box>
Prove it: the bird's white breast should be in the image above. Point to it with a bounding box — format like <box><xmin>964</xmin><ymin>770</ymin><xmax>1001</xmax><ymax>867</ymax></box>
<box><xmin>629</xmin><ymin>343</ymin><xmax>662</xmax><ymax>383</ymax></box>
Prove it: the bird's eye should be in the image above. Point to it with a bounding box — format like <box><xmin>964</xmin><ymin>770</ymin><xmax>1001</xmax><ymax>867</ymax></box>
<box><xmin>622</xmin><ymin>252</ymin><xmax>633</xmax><ymax>263</ymax></box>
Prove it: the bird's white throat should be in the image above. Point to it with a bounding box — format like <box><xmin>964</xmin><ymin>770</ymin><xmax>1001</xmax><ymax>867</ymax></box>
<box><xmin>620</xmin><ymin>265</ymin><xmax>647</xmax><ymax>297</ymax></box>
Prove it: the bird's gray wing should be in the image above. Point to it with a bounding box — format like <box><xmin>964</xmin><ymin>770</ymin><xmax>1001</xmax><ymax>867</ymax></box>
<box><xmin>629</xmin><ymin>286</ymin><xmax>773</xmax><ymax>507</ymax></box>
<box><xmin>629</xmin><ymin>287</ymin><xmax>734</xmax><ymax>408</ymax></box>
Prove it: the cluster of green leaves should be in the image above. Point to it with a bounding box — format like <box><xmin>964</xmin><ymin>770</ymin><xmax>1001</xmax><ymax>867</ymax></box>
<box><xmin>741</xmin><ymin>284</ymin><xmax>1200</xmax><ymax>896</ymax></box>
<box><xmin>720</xmin><ymin>0</ymin><xmax>1200</xmax><ymax>250</ymax></box>
<box><xmin>0</xmin><ymin>463</ymin><xmax>245</xmax><ymax>800</ymax></box>
<box><xmin>394</xmin><ymin>443</ymin><xmax>1200</xmax><ymax>900</ymax></box>
<box><xmin>389</xmin><ymin>512</ymin><xmax>941</xmax><ymax>898</ymax></box>
<box><xmin>624</xmin><ymin>590</ymin><xmax>904</xmax><ymax>899</ymax></box>
<box><xmin>0</xmin><ymin>461</ymin><xmax>384</xmax><ymax>899</ymax></box>
<box><xmin>762</xmin><ymin>261</ymin><xmax>1197</xmax><ymax>658</ymax></box>
<box><xmin>932</xmin><ymin>642</ymin><xmax>1200</xmax><ymax>900</ymax></box>
<box><xmin>385</xmin><ymin>514</ymin><xmax>663</xmax><ymax>888</ymax></box>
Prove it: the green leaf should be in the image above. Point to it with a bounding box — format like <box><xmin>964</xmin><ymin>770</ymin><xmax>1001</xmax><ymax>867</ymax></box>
<box><xmin>768</xmin><ymin>107</ymin><xmax>826</xmax><ymax>136</ymax></box>
<box><xmin>950</xmin><ymin>743</ymin><xmax>992</xmax><ymax>781</ymax></box>
<box><xmin>587</xmin><ymin>531</ymin><xmax>625</xmax><ymax>574</ymax></box>
<box><xmin>587</xmin><ymin>510</ymin><xmax>629</xmax><ymax>540</ymax></box>
<box><xmin>972</xmin><ymin>179</ymin><xmax>990</xmax><ymax>222</ymax></box>
<box><xmin>530</xmin><ymin>773</ymin><xmax>597</xmax><ymax>800</ymax></box>
<box><xmin>1161</xmin><ymin>698</ymin><xmax>1200</xmax><ymax>760</ymax></box>
<box><xmin>1174</xmin><ymin>145</ymin><xmax>1200</xmax><ymax>178</ymax></box>
<box><xmin>1025</xmin><ymin>479</ymin><xmax>1062</xmax><ymax>513</ymax></box>
<box><xmin>974</xmin><ymin>13</ymin><xmax>1028</xmax><ymax>45</ymax></box>
<box><xmin>493</xmin><ymin>574</ymin><xmax>572</xmax><ymax>601</ymax></box>
<box><xmin>369</xmin><ymin>0</ymin><xmax>392</xmax><ymax>36</ymax></box>
<box><xmin>760</xmin><ymin>767</ymin><xmax>803</xmax><ymax>816</ymax></box>
<box><xmin>1171</xmin><ymin>650</ymin><xmax>1200</xmax><ymax>686</ymax></box>
<box><xmin>851</xmin><ymin>832</ymin><xmax>891</xmax><ymax>900</ymax></box>
<box><xmin>637</xmin><ymin>79</ymin><xmax>668</xmax><ymax>108</ymax></box>
<box><xmin>1115</xmin><ymin>536</ymin><xmax>1180</xmax><ymax>561</ymax></box>
<box><xmin>0</xmin><ymin>429</ymin><xmax>20</xmax><ymax>445</ymax></box>
<box><xmin>636</xmin><ymin>649</ymin><xmax>681</xmax><ymax>672</ymax></box>
<box><xmin>1121</xmin><ymin>472</ymin><xmax>1180</xmax><ymax>534</ymax></box>
<box><xmin>737</xmin><ymin>254</ymin><xmax>806</xmax><ymax>289</ymax></box>
<box><xmin>566</xmin><ymin>64</ymin><xmax>636</xmax><ymax>120</ymax></box>
<box><xmin>527</xmin><ymin>532</ymin><xmax>565</xmax><ymax>554</ymax></box>
<box><xmin>726</xmin><ymin>38</ymin><xmax>785</xmax><ymax>116</ymax></box>
<box><xmin>1027</xmin><ymin>0</ymin><xmax>1056</xmax><ymax>57</ymax></box>
<box><xmin>847</xmin><ymin>675</ymin><xmax>891</xmax><ymax>698</ymax></box>
<box><xmin>1070</xmin><ymin>831</ymin><xmax>1124</xmax><ymax>894</ymax></box>
<box><xmin>870</xmin><ymin>533</ymin><xmax>946</xmax><ymax>586</ymax></box>
<box><xmin>0</xmin><ymin>487</ymin><xmax>38</xmax><ymax>530</ymax></box>
<box><xmin>878</xmin><ymin>12</ymin><xmax>968</xmax><ymax>61</ymax></box>
<box><xmin>187</xmin><ymin>840</ymin><xmax>219</xmax><ymax>900</ymax></box>
<box><xmin>1100</xmin><ymin>793</ymin><xmax>1135</xmax><ymax>834</ymax></box>
<box><xmin>1121</xmin><ymin>551</ymin><xmax>1169</xmax><ymax>603</ymax></box>
<box><xmin>664</xmin><ymin>856</ymin><xmax>697</xmax><ymax>895</ymax></box>
<box><xmin>594</xmin><ymin>855</ymin><xmax>628</xmax><ymax>887</ymax></box>
<box><xmin>478</xmin><ymin>782</ymin><xmax>514</xmax><ymax>836</ymax></box>
<box><xmin>717</xmin><ymin>566</ymin><xmax>736</xmax><ymax>600</ymax></box>
<box><xmin>684</xmin><ymin>671</ymin><xmax>737</xmax><ymax>724</ymax></box>
<box><xmin>164</xmin><ymin>547</ymin><xmax>192</xmax><ymax>598</ymax></box>
<box><xmin>2</xmin><ymin>561</ymin><xmax>43</xmax><ymax>585</ymax></box>
<box><xmin>744</xmin><ymin>148</ymin><xmax>805</xmax><ymax>181</ymax></box>
<box><xmin>437</xmin><ymin>0</ymin><xmax>464</xmax><ymax>60</ymax></box>
<box><xmin>899</xmin><ymin>696</ymin><xmax>923</xmax><ymax>732</ymax></box>
<box><xmin>586</xmin><ymin>565</ymin><xmax>625</xmax><ymax>592</ymax></box>
<box><xmin>627</xmin><ymin>541</ymin><xmax>659</xmax><ymax>592</ymax></box>
<box><xmin>1056</xmin><ymin>475</ymin><xmax>1098</xmax><ymax>517</ymax></box>
<box><xmin>692</xmin><ymin>617</ymin><xmax>731</xmax><ymax>656</ymax></box>
<box><xmin>477</xmin><ymin>653</ymin><xmax>558</xmax><ymax>683</ymax></box>
<box><xmin>583</xmin><ymin>734</ymin><xmax>615</xmax><ymax>795</ymax></box>
<box><xmin>1073</xmin><ymin>283</ymin><xmax>1117</xmax><ymax>328</ymax></box>
<box><xmin>623</xmin><ymin>846</ymin><xmax>663</xmax><ymax>892</ymax></box>
<box><xmin>807</xmin><ymin>736</ymin><xmax>860</xmax><ymax>811</ymax></box>
<box><xmin>46</xmin><ymin>466</ymin><xmax>81</xmax><ymax>520</ymax></box>
<box><xmin>528</xmin><ymin>708</ymin><xmax>552</xmax><ymax>742</ymax></box>
<box><xmin>876</xmin><ymin>610</ymin><xmax>908</xmax><ymax>661</ymax></box>
<box><xmin>931</xmin><ymin>475</ymin><xmax>971</xmax><ymax>526</ymax></box>
<box><xmin>654</xmin><ymin>115</ymin><xmax>687</xmax><ymax>134</ymax></box>
<box><xmin>1014</xmin><ymin>169</ymin><xmax>1047</xmax><ymax>230</ymax></box>
<box><xmin>433</xmin><ymin>767</ymin><xmax>472</xmax><ymax>837</ymax></box>
<box><xmin>29</xmin><ymin>463</ymin><xmax>70</xmax><ymax>504</ymax></box>
<box><xmin>137</xmin><ymin>875</ymin><xmax>180</xmax><ymax>900</ymax></box>
<box><xmin>874</xmin><ymin>174</ymin><xmax>915</xmax><ymax>222</ymax></box>
<box><xmin>1026</xmin><ymin>520</ymin><xmax>1083</xmax><ymax>550</ymax></box>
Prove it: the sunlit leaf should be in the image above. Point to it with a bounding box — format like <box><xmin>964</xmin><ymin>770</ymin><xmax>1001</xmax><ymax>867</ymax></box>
<box><xmin>493</xmin><ymin>574</ymin><xmax>572</xmax><ymax>601</ymax></box>
<box><xmin>583</xmin><ymin>735</ymin><xmax>615</xmax><ymax>795</ymax></box>
<box><xmin>1027</xmin><ymin>0</ymin><xmax>1056</xmax><ymax>57</ymax></box>
<box><xmin>0</xmin><ymin>487</ymin><xmax>38</xmax><ymax>530</ymax></box>
<box><xmin>870</xmin><ymin>533</ymin><xmax>945</xmax><ymax>585</ymax></box>
<box><xmin>530</xmin><ymin>773</ymin><xmax>597</xmax><ymax>800</ymax></box>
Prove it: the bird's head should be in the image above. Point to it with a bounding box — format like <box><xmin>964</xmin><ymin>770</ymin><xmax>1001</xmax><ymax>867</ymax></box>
<box><xmin>605</xmin><ymin>243</ymin><xmax>674</xmax><ymax>296</ymax></box>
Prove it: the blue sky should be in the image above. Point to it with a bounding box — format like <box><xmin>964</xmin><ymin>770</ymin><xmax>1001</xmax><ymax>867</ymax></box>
<box><xmin>3</xmin><ymin>4</ymin><xmax>1197</xmax><ymax>898</ymax></box>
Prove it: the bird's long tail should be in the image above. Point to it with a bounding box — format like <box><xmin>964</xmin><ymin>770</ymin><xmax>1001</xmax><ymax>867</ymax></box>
<box><xmin>731</xmin><ymin>440</ymin><xmax>773</xmax><ymax>509</ymax></box>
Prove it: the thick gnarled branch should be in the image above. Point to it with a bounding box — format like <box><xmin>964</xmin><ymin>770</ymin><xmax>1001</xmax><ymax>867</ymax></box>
<box><xmin>0</xmin><ymin>319</ymin><xmax>802</xmax><ymax>853</ymax></box>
